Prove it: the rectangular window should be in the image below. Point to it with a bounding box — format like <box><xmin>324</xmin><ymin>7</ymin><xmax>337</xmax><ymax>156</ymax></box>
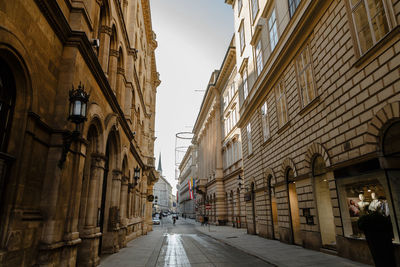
<box><xmin>243</xmin><ymin>68</ymin><xmax>249</xmax><ymax>100</ymax></box>
<box><xmin>296</xmin><ymin>45</ymin><xmax>316</xmax><ymax>107</ymax></box>
<box><xmin>232</xmin><ymin>108</ymin><xmax>237</xmax><ymax>125</ymax></box>
<box><xmin>261</xmin><ymin>101</ymin><xmax>270</xmax><ymax>141</ymax></box>
<box><xmin>268</xmin><ymin>9</ymin><xmax>278</xmax><ymax>51</ymax></box>
<box><xmin>230</xmin><ymin>83</ymin><xmax>236</xmax><ymax>98</ymax></box>
<box><xmin>289</xmin><ymin>0</ymin><xmax>301</xmax><ymax>17</ymax></box>
<box><xmin>275</xmin><ymin>81</ymin><xmax>288</xmax><ymax>127</ymax></box>
<box><xmin>251</xmin><ymin>0</ymin><xmax>259</xmax><ymax>21</ymax></box>
<box><xmin>239</xmin><ymin>24</ymin><xmax>245</xmax><ymax>53</ymax></box>
<box><xmin>255</xmin><ymin>39</ymin><xmax>263</xmax><ymax>76</ymax></box>
<box><xmin>246</xmin><ymin>123</ymin><xmax>252</xmax><ymax>155</ymax></box>
<box><xmin>238</xmin><ymin>0</ymin><xmax>243</xmax><ymax>14</ymax></box>
<box><xmin>350</xmin><ymin>0</ymin><xmax>390</xmax><ymax>55</ymax></box>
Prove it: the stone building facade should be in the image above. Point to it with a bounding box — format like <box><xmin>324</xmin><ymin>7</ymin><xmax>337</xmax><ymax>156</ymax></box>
<box><xmin>153</xmin><ymin>176</ymin><xmax>172</xmax><ymax>213</ymax></box>
<box><xmin>226</xmin><ymin>0</ymin><xmax>400</xmax><ymax>264</ymax></box>
<box><xmin>193</xmin><ymin>38</ymin><xmax>247</xmax><ymax>227</ymax></box>
<box><xmin>178</xmin><ymin>145</ymin><xmax>197</xmax><ymax>219</ymax></box>
<box><xmin>0</xmin><ymin>0</ymin><xmax>160</xmax><ymax>266</ymax></box>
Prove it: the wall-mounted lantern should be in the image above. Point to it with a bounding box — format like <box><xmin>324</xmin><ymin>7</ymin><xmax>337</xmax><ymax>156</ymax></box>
<box><xmin>58</xmin><ymin>82</ymin><xmax>89</xmax><ymax>168</ymax></box>
<box><xmin>129</xmin><ymin>166</ymin><xmax>141</xmax><ymax>192</ymax></box>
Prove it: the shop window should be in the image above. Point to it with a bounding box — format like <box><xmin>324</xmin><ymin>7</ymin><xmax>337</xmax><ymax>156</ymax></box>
<box><xmin>0</xmin><ymin>59</ymin><xmax>16</xmax><ymax>152</ymax></box>
<box><xmin>337</xmin><ymin>172</ymin><xmax>398</xmax><ymax>241</ymax></box>
<box><xmin>349</xmin><ymin>0</ymin><xmax>391</xmax><ymax>55</ymax></box>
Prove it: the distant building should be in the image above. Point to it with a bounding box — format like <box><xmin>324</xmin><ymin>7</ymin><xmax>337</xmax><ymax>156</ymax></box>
<box><xmin>178</xmin><ymin>145</ymin><xmax>197</xmax><ymax>219</ymax></box>
<box><xmin>154</xmin><ymin>154</ymin><xmax>173</xmax><ymax>212</ymax></box>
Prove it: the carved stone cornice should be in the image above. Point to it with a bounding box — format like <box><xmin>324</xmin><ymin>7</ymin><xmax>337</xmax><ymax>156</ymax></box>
<box><xmin>117</xmin><ymin>67</ymin><xmax>125</xmax><ymax>75</ymax></box>
<box><xmin>109</xmin><ymin>49</ymin><xmax>119</xmax><ymax>57</ymax></box>
<box><xmin>128</xmin><ymin>48</ymin><xmax>138</xmax><ymax>61</ymax></box>
<box><xmin>100</xmin><ymin>25</ymin><xmax>112</xmax><ymax>35</ymax></box>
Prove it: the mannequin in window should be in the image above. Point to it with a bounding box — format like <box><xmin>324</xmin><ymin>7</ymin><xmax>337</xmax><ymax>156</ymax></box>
<box><xmin>378</xmin><ymin>196</ymin><xmax>390</xmax><ymax>216</ymax></box>
<box><xmin>368</xmin><ymin>192</ymin><xmax>381</xmax><ymax>211</ymax></box>
<box><xmin>358</xmin><ymin>193</ymin><xmax>369</xmax><ymax>212</ymax></box>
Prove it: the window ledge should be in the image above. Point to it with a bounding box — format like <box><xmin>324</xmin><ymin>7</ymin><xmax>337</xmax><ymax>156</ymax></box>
<box><xmin>262</xmin><ymin>136</ymin><xmax>272</xmax><ymax>146</ymax></box>
<box><xmin>276</xmin><ymin>121</ymin><xmax>291</xmax><ymax>135</ymax></box>
<box><xmin>353</xmin><ymin>26</ymin><xmax>400</xmax><ymax>68</ymax></box>
<box><xmin>298</xmin><ymin>95</ymin><xmax>320</xmax><ymax>116</ymax></box>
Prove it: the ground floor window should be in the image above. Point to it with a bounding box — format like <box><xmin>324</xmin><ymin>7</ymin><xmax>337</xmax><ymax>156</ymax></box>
<box><xmin>337</xmin><ymin>171</ymin><xmax>398</xmax><ymax>241</ymax></box>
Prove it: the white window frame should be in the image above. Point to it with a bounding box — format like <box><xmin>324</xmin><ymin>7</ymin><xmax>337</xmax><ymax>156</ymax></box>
<box><xmin>246</xmin><ymin>123</ymin><xmax>252</xmax><ymax>155</ymax></box>
<box><xmin>268</xmin><ymin>9</ymin><xmax>278</xmax><ymax>52</ymax></box>
<box><xmin>242</xmin><ymin>68</ymin><xmax>249</xmax><ymax>100</ymax></box>
<box><xmin>251</xmin><ymin>0</ymin><xmax>259</xmax><ymax>21</ymax></box>
<box><xmin>255</xmin><ymin>39</ymin><xmax>263</xmax><ymax>76</ymax></box>
<box><xmin>239</xmin><ymin>23</ymin><xmax>245</xmax><ymax>53</ymax></box>
<box><xmin>261</xmin><ymin>101</ymin><xmax>270</xmax><ymax>141</ymax></box>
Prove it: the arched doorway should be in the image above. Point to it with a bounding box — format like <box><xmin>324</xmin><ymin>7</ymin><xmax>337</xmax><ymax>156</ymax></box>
<box><xmin>313</xmin><ymin>155</ymin><xmax>336</xmax><ymax>249</ymax></box>
<box><xmin>287</xmin><ymin>168</ymin><xmax>301</xmax><ymax>245</ymax></box>
<box><xmin>230</xmin><ymin>190</ymin><xmax>234</xmax><ymax>226</ymax></box>
<box><xmin>99</xmin><ymin>130</ymin><xmax>119</xmax><ymax>254</ymax></box>
<box><xmin>251</xmin><ymin>182</ymin><xmax>256</xmax><ymax>234</ymax></box>
<box><xmin>268</xmin><ymin>175</ymin><xmax>279</xmax><ymax>239</ymax></box>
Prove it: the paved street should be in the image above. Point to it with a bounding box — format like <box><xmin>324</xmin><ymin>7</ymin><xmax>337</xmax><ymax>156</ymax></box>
<box><xmin>100</xmin><ymin>216</ymin><xmax>370</xmax><ymax>267</ymax></box>
<box><xmin>101</xmin><ymin>216</ymin><xmax>272</xmax><ymax>267</ymax></box>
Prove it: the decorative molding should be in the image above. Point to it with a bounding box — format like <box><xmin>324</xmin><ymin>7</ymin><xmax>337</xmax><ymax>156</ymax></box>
<box><xmin>304</xmin><ymin>143</ymin><xmax>331</xmax><ymax>172</ymax></box>
<box><xmin>281</xmin><ymin>158</ymin><xmax>297</xmax><ymax>178</ymax></box>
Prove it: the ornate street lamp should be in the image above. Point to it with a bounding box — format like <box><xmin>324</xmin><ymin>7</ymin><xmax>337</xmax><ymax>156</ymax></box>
<box><xmin>68</xmin><ymin>82</ymin><xmax>89</xmax><ymax>126</ymax></box>
<box><xmin>129</xmin><ymin>166</ymin><xmax>141</xmax><ymax>192</ymax></box>
<box><xmin>58</xmin><ymin>82</ymin><xmax>89</xmax><ymax>168</ymax></box>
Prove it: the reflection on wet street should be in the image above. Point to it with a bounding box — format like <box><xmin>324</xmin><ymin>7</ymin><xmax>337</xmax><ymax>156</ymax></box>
<box><xmin>153</xmin><ymin>217</ymin><xmax>272</xmax><ymax>267</ymax></box>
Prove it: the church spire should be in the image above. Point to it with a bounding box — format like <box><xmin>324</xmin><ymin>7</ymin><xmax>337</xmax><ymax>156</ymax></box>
<box><xmin>157</xmin><ymin>152</ymin><xmax>162</xmax><ymax>175</ymax></box>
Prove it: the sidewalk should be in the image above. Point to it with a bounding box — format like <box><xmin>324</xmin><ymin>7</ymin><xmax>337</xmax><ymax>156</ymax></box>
<box><xmin>183</xmin><ymin>218</ymin><xmax>370</xmax><ymax>267</ymax></box>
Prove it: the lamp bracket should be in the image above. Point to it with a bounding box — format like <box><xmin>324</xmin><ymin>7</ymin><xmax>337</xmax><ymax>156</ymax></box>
<box><xmin>58</xmin><ymin>130</ymin><xmax>80</xmax><ymax>169</ymax></box>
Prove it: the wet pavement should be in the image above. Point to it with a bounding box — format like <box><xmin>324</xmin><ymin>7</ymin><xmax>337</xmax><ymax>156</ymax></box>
<box><xmin>100</xmin><ymin>216</ymin><xmax>272</xmax><ymax>267</ymax></box>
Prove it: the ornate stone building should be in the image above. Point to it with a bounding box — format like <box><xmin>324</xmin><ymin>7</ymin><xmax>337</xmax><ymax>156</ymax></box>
<box><xmin>226</xmin><ymin>0</ymin><xmax>400</xmax><ymax>264</ymax></box>
<box><xmin>0</xmin><ymin>0</ymin><xmax>160</xmax><ymax>266</ymax></box>
<box><xmin>194</xmin><ymin>38</ymin><xmax>246</xmax><ymax>227</ymax></box>
<box><xmin>178</xmin><ymin>145</ymin><xmax>197</xmax><ymax>219</ymax></box>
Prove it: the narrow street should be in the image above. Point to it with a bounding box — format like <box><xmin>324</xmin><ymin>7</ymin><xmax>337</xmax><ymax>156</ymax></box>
<box><xmin>100</xmin><ymin>216</ymin><xmax>272</xmax><ymax>267</ymax></box>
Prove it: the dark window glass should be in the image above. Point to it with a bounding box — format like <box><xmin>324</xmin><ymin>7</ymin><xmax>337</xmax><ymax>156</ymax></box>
<box><xmin>289</xmin><ymin>0</ymin><xmax>301</xmax><ymax>17</ymax></box>
<box><xmin>0</xmin><ymin>59</ymin><xmax>15</xmax><ymax>152</ymax></box>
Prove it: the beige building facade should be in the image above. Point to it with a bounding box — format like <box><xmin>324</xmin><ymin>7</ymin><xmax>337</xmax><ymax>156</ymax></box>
<box><xmin>194</xmin><ymin>38</ymin><xmax>246</xmax><ymax>227</ymax></box>
<box><xmin>0</xmin><ymin>0</ymin><xmax>159</xmax><ymax>266</ymax></box>
<box><xmin>226</xmin><ymin>0</ymin><xmax>400</xmax><ymax>264</ymax></box>
<box><xmin>178</xmin><ymin>145</ymin><xmax>197</xmax><ymax>219</ymax></box>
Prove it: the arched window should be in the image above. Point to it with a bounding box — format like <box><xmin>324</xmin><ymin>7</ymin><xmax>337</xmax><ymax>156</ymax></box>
<box><xmin>383</xmin><ymin>121</ymin><xmax>400</xmax><ymax>156</ymax></box>
<box><xmin>0</xmin><ymin>58</ymin><xmax>16</xmax><ymax>152</ymax></box>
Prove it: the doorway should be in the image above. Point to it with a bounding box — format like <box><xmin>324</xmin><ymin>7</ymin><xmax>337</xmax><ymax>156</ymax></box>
<box><xmin>287</xmin><ymin>169</ymin><xmax>301</xmax><ymax>245</ymax></box>
<box><xmin>251</xmin><ymin>182</ymin><xmax>256</xmax><ymax>234</ymax></box>
<box><xmin>268</xmin><ymin>176</ymin><xmax>279</xmax><ymax>239</ymax></box>
<box><xmin>313</xmin><ymin>155</ymin><xmax>336</xmax><ymax>248</ymax></box>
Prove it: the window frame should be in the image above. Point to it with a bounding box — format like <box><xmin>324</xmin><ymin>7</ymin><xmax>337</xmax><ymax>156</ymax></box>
<box><xmin>251</xmin><ymin>0</ymin><xmax>260</xmax><ymax>22</ymax></box>
<box><xmin>261</xmin><ymin>101</ymin><xmax>270</xmax><ymax>142</ymax></box>
<box><xmin>268</xmin><ymin>8</ymin><xmax>279</xmax><ymax>52</ymax></box>
<box><xmin>295</xmin><ymin>44</ymin><xmax>317</xmax><ymax>108</ymax></box>
<box><xmin>275</xmin><ymin>80</ymin><xmax>288</xmax><ymax>128</ymax></box>
<box><xmin>239</xmin><ymin>22</ymin><xmax>246</xmax><ymax>54</ymax></box>
<box><xmin>347</xmin><ymin>0</ymin><xmax>393</xmax><ymax>56</ymax></box>
<box><xmin>255</xmin><ymin>39</ymin><xmax>264</xmax><ymax>77</ymax></box>
<box><xmin>242</xmin><ymin>67</ymin><xmax>249</xmax><ymax>100</ymax></box>
<box><xmin>246</xmin><ymin>123</ymin><xmax>253</xmax><ymax>155</ymax></box>
<box><xmin>237</xmin><ymin>0</ymin><xmax>243</xmax><ymax>16</ymax></box>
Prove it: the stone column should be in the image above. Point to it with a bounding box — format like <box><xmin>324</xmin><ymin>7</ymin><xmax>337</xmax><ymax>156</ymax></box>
<box><xmin>98</xmin><ymin>26</ymin><xmax>111</xmax><ymax>73</ymax></box>
<box><xmin>116</xmin><ymin>67</ymin><xmax>125</xmax><ymax>105</ymax></box>
<box><xmin>118</xmin><ymin>175</ymin><xmax>128</xmax><ymax>248</ymax></box>
<box><xmin>108</xmin><ymin>50</ymin><xmax>119</xmax><ymax>93</ymax></box>
<box><xmin>77</xmin><ymin>153</ymin><xmax>105</xmax><ymax>267</ymax></box>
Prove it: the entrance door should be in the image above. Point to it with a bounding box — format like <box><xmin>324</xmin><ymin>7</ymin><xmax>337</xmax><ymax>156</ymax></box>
<box><xmin>314</xmin><ymin>155</ymin><xmax>336</xmax><ymax>248</ymax></box>
<box><xmin>98</xmin><ymin>143</ymin><xmax>109</xmax><ymax>254</ymax></box>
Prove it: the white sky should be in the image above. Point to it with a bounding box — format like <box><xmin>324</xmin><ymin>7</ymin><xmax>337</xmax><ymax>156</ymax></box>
<box><xmin>150</xmin><ymin>0</ymin><xmax>234</xmax><ymax>194</ymax></box>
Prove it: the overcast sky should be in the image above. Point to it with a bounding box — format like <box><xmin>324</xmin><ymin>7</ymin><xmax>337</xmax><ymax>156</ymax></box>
<box><xmin>150</xmin><ymin>0</ymin><xmax>234</xmax><ymax>194</ymax></box>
